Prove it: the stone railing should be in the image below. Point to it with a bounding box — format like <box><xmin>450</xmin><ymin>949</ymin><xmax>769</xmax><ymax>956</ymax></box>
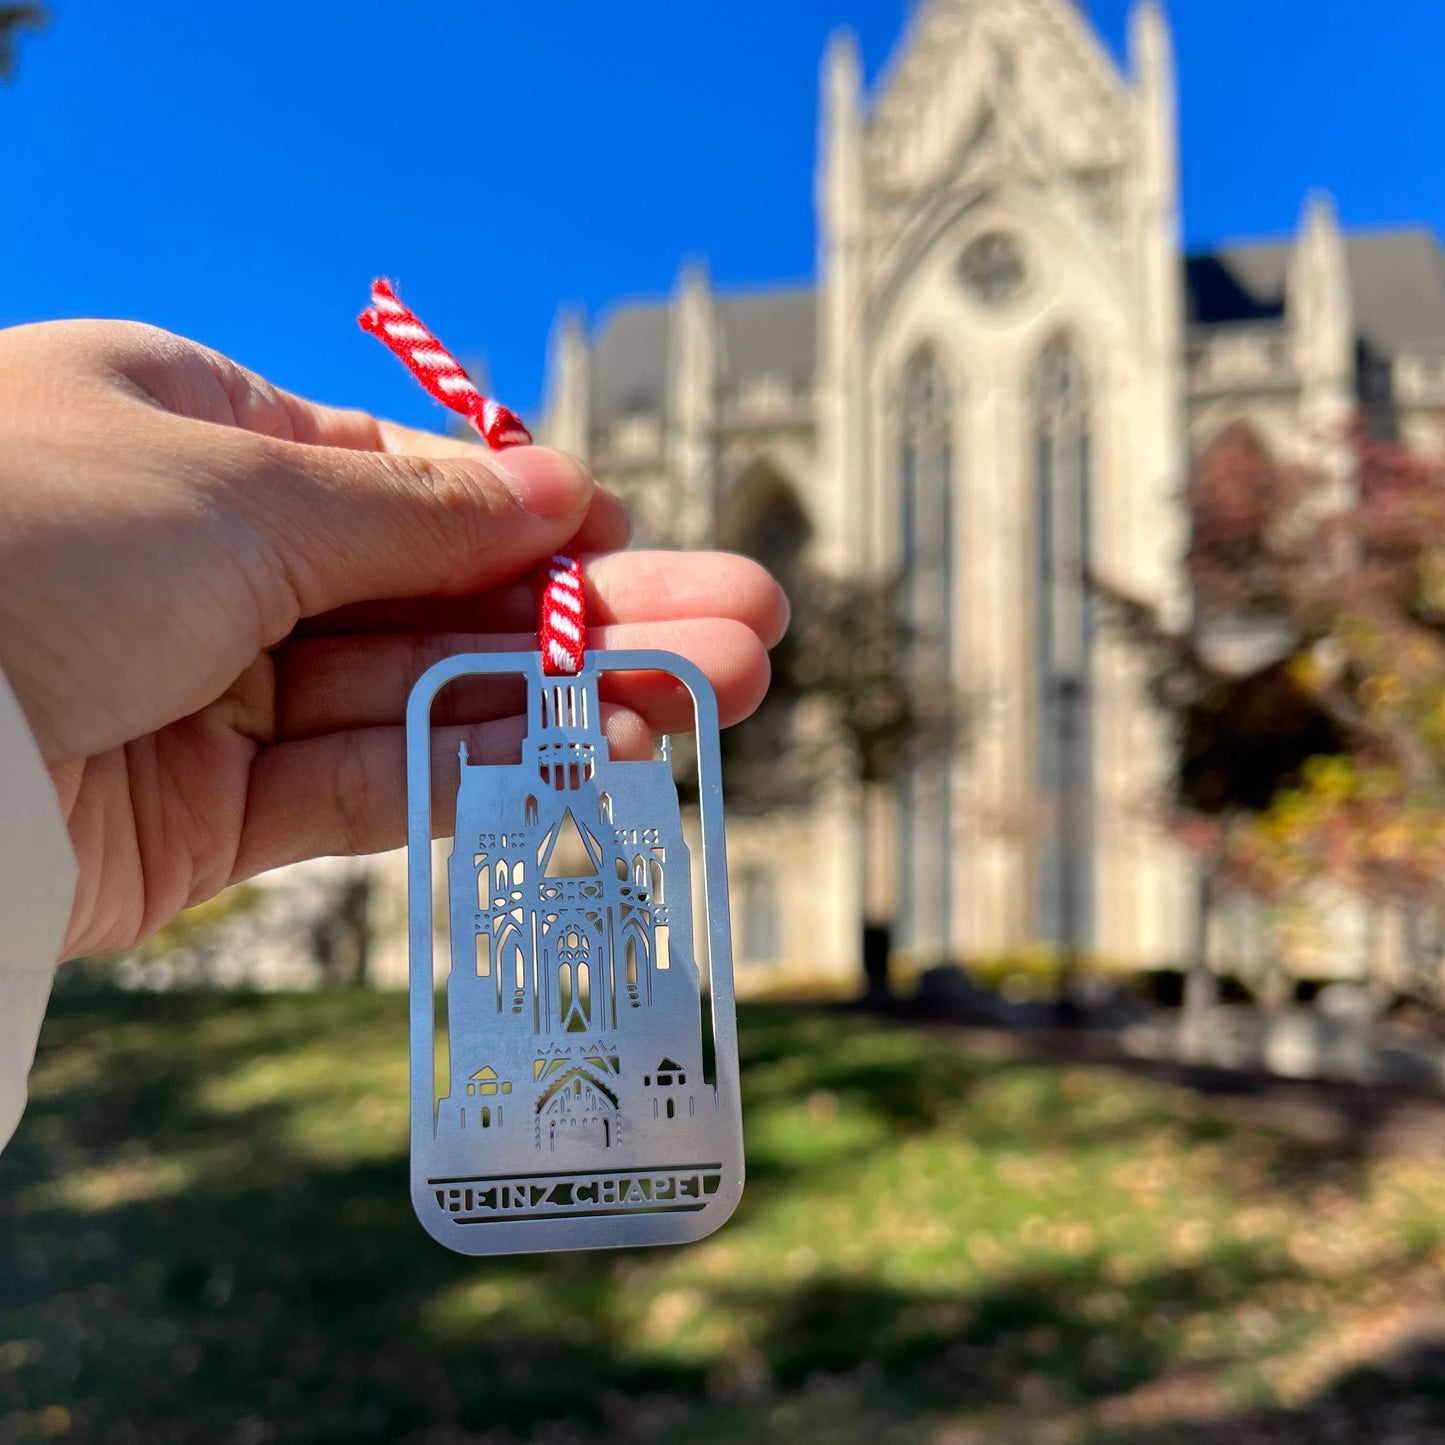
<box><xmin>1186</xmin><ymin>325</ymin><xmax>1296</xmax><ymax>395</ymax></box>
<box><xmin>718</xmin><ymin>374</ymin><xmax>813</xmax><ymax>429</ymax></box>
<box><xmin>591</xmin><ymin>414</ymin><xmax>663</xmax><ymax>467</ymax></box>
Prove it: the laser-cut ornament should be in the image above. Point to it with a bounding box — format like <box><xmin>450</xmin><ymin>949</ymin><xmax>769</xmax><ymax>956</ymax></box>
<box><xmin>361</xmin><ymin>281</ymin><xmax>744</xmax><ymax>1254</ymax></box>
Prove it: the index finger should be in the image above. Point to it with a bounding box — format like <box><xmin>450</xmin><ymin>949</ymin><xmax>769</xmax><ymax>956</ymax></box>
<box><xmin>220</xmin><ymin>382</ymin><xmax>634</xmax><ymax>557</ymax></box>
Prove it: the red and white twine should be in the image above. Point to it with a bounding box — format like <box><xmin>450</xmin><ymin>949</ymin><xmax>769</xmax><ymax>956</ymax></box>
<box><xmin>538</xmin><ymin>551</ymin><xmax>585</xmax><ymax>676</ymax></box>
<box><xmin>359</xmin><ymin>278</ymin><xmax>586</xmax><ymax>674</ymax></box>
<box><xmin>359</xmin><ymin>279</ymin><xmax>532</xmax><ymax>450</ymax></box>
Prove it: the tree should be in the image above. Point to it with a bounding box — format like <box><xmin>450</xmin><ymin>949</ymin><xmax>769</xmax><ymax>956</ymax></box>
<box><xmin>1113</xmin><ymin>423</ymin><xmax>1445</xmax><ymax>1059</ymax></box>
<box><xmin>718</xmin><ymin>564</ymin><xmax>958</xmax><ymax>816</ymax></box>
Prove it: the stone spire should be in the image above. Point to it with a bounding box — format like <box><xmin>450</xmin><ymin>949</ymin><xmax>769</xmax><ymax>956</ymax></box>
<box><xmin>666</xmin><ymin>260</ymin><xmax>717</xmax><ymax>547</ymax></box>
<box><xmin>541</xmin><ymin>307</ymin><xmax>590</xmax><ymax>458</ymax></box>
<box><xmin>1128</xmin><ymin>0</ymin><xmax>1186</xmax><ymax>621</ymax></box>
<box><xmin>818</xmin><ymin>28</ymin><xmax>863</xmax><ymax>267</ymax></box>
<box><xmin>1131</xmin><ymin>1</ymin><xmax>1177</xmax><ymax>236</ymax></box>
<box><xmin>816</xmin><ymin>28</ymin><xmax>866</xmax><ymax>575</ymax></box>
<box><xmin>1288</xmin><ymin>191</ymin><xmax>1355</xmax><ymax>484</ymax></box>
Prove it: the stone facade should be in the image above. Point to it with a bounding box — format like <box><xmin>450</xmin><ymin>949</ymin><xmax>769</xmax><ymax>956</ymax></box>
<box><xmin>528</xmin><ymin>0</ymin><xmax>1445</xmax><ymax>986</ymax></box>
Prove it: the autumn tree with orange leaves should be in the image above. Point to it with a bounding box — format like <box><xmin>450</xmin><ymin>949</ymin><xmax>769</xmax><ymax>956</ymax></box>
<box><xmin>1118</xmin><ymin>423</ymin><xmax>1445</xmax><ymax>1038</ymax></box>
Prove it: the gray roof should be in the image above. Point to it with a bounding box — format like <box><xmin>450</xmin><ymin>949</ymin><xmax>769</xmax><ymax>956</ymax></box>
<box><xmin>589</xmin><ymin>285</ymin><xmax>816</xmax><ymax>423</ymax></box>
<box><xmin>586</xmin><ymin>229</ymin><xmax>1445</xmax><ymax>426</ymax></box>
<box><xmin>590</xmin><ymin>302</ymin><xmax>671</xmax><ymax>423</ymax></box>
<box><xmin>1186</xmin><ymin>227</ymin><xmax>1445</xmax><ymax>355</ymax></box>
<box><xmin>716</xmin><ymin>287</ymin><xmax>817</xmax><ymax>383</ymax></box>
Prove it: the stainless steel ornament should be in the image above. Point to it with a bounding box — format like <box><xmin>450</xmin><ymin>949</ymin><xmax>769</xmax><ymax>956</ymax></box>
<box><xmin>406</xmin><ymin>650</ymin><xmax>745</xmax><ymax>1255</ymax></box>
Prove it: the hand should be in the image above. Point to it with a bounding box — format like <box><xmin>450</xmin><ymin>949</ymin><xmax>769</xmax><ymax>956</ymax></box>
<box><xmin>0</xmin><ymin>321</ymin><xmax>786</xmax><ymax>959</ymax></box>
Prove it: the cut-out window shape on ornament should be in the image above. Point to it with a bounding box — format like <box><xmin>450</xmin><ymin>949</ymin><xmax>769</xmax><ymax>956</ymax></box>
<box><xmin>556</xmin><ymin>927</ymin><xmax>593</xmax><ymax>1033</ymax></box>
<box><xmin>540</xmin><ymin>808</ymin><xmax>602</xmax><ymax>878</ymax></box>
<box><xmin>466</xmin><ymin>1065</ymin><xmax>513</xmax><ymax>1097</ymax></box>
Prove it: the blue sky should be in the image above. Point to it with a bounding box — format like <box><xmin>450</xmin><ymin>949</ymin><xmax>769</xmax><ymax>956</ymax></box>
<box><xmin>1</xmin><ymin>1</ymin><xmax>1441</xmax><ymax>431</ymax></box>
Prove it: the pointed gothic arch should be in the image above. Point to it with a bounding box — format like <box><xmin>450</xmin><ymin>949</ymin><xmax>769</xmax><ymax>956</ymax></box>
<box><xmin>555</xmin><ymin>927</ymin><xmax>592</xmax><ymax>1033</ymax></box>
<box><xmin>1030</xmin><ymin>331</ymin><xmax>1093</xmax><ymax>949</ymax></box>
<box><xmin>1191</xmin><ymin>416</ymin><xmax>1276</xmax><ymax>470</ymax></box>
<box><xmin>539</xmin><ymin>808</ymin><xmax>603</xmax><ymax>878</ymax></box>
<box><xmin>715</xmin><ymin>458</ymin><xmax>813</xmax><ymax>583</ymax></box>
<box><xmin>620</xmin><ymin>919</ymin><xmax>650</xmax><ymax>1008</ymax></box>
<box><xmin>536</xmin><ymin>1066</ymin><xmax>621</xmax><ymax>1151</ymax></box>
<box><xmin>494</xmin><ymin>920</ymin><xmax>525</xmax><ymax>1012</ymax></box>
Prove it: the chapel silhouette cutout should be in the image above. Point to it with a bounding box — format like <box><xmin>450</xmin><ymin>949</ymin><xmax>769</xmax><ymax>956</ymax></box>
<box><xmin>439</xmin><ymin>671</ymin><xmax>715</xmax><ymax>1159</ymax></box>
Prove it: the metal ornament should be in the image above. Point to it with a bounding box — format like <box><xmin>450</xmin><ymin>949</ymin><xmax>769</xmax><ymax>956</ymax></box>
<box><xmin>406</xmin><ymin>650</ymin><xmax>745</xmax><ymax>1255</ymax></box>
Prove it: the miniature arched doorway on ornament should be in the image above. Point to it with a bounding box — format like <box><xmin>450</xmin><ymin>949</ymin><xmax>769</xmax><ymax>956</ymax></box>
<box><xmin>537</xmin><ymin>1067</ymin><xmax>620</xmax><ymax>1151</ymax></box>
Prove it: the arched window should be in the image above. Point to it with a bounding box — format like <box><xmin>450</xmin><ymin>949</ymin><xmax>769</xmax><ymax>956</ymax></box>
<box><xmin>715</xmin><ymin>460</ymin><xmax>813</xmax><ymax>588</ymax></box>
<box><xmin>572</xmin><ymin>962</ymin><xmax>590</xmax><ymax>1032</ymax></box>
<box><xmin>557</xmin><ymin>931</ymin><xmax>591</xmax><ymax>1032</ymax></box>
<box><xmin>621</xmin><ymin>925</ymin><xmax>648</xmax><ymax>1008</ymax></box>
<box><xmin>495</xmin><ymin>924</ymin><xmax>524</xmax><ymax>1011</ymax></box>
<box><xmin>897</xmin><ymin>348</ymin><xmax>955</xmax><ymax>960</ymax></box>
<box><xmin>1031</xmin><ymin>334</ymin><xmax>1093</xmax><ymax>948</ymax></box>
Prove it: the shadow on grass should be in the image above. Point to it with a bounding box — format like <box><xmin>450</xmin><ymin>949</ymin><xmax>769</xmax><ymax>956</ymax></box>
<box><xmin>2</xmin><ymin>995</ymin><xmax>1440</xmax><ymax>1444</ymax></box>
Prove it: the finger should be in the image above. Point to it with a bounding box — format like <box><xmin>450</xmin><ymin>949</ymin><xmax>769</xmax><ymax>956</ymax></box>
<box><xmin>162</xmin><ymin>346</ymin><xmax>625</xmax><ymax>626</ymax></box>
<box><xmin>559</xmin><ymin>487</ymin><xmax>633</xmax><ymax>555</ymax></box>
<box><xmin>210</xmin><ymin>435</ymin><xmax>614</xmax><ymax>640</ymax></box>
<box><xmin>232</xmin><ymin>705</ymin><xmax>653</xmax><ymax>880</ymax></box>
<box><xmin>90</xmin><ymin>328</ymin><xmax>632</xmax><ymax>615</ymax></box>
<box><xmin>80</xmin><ymin>330</ymin><xmax>636</xmax><ymax>580</ymax></box>
<box><xmin>212</xmin><ymin>390</ymin><xmax>631</xmax><ymax>557</ymax></box>
<box><xmin>171</xmin><ymin>346</ymin><xmax>506</xmax><ymax>459</ymax></box>
<box><xmin>274</xmin><ymin>617</ymin><xmax>771</xmax><ymax>740</ymax></box>
<box><xmin>297</xmin><ymin>550</ymin><xmax>789</xmax><ymax>646</ymax></box>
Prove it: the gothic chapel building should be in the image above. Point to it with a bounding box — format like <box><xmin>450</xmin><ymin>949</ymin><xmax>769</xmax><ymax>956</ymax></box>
<box><xmin>536</xmin><ymin>0</ymin><xmax>1445</xmax><ymax>983</ymax></box>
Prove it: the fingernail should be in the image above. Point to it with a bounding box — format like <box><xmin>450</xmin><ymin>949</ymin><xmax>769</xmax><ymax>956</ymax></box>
<box><xmin>491</xmin><ymin>447</ymin><xmax>595</xmax><ymax>519</ymax></box>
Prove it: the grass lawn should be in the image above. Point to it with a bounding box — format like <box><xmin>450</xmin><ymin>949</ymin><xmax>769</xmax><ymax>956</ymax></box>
<box><xmin>4</xmin><ymin>994</ymin><xmax>1445</xmax><ymax>1444</ymax></box>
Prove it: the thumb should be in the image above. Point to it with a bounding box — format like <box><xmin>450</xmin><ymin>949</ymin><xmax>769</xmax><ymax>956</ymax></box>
<box><xmin>225</xmin><ymin>434</ymin><xmax>596</xmax><ymax>627</ymax></box>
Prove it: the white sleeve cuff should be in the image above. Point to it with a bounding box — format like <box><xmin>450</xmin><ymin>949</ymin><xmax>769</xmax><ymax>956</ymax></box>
<box><xmin>0</xmin><ymin>666</ymin><xmax>77</xmax><ymax>1150</ymax></box>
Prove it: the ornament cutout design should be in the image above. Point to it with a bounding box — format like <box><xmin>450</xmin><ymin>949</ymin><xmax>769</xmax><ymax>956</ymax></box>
<box><xmin>407</xmin><ymin>650</ymin><xmax>744</xmax><ymax>1255</ymax></box>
